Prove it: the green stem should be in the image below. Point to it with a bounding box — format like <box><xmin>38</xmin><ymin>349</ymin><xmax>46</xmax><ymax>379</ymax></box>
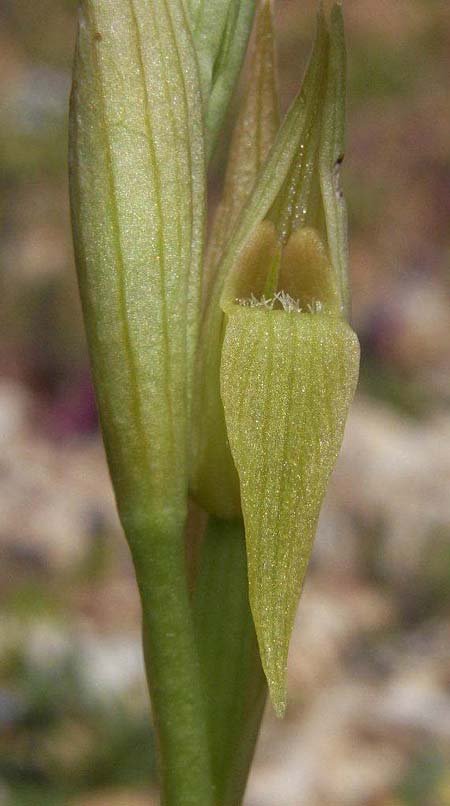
<box><xmin>130</xmin><ymin>518</ymin><xmax>214</xmax><ymax>806</ymax></box>
<box><xmin>194</xmin><ymin>517</ymin><xmax>267</xmax><ymax>805</ymax></box>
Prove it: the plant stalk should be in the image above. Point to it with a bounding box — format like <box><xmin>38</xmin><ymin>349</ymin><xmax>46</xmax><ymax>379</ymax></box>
<box><xmin>194</xmin><ymin>517</ymin><xmax>267</xmax><ymax>805</ymax></box>
<box><xmin>130</xmin><ymin>518</ymin><xmax>214</xmax><ymax>806</ymax></box>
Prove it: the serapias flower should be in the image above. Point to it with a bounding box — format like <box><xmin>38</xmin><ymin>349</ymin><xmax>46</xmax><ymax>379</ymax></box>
<box><xmin>194</xmin><ymin>3</ymin><xmax>360</xmax><ymax>714</ymax></box>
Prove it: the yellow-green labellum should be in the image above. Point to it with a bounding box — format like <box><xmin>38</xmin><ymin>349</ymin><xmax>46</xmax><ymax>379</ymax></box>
<box><xmin>221</xmin><ymin>307</ymin><xmax>359</xmax><ymax>714</ymax></box>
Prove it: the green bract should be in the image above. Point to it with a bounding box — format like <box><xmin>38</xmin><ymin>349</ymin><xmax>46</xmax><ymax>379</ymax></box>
<box><xmin>186</xmin><ymin>0</ymin><xmax>257</xmax><ymax>156</ymax></box>
<box><xmin>69</xmin><ymin>0</ymin><xmax>205</xmax><ymax>535</ymax></box>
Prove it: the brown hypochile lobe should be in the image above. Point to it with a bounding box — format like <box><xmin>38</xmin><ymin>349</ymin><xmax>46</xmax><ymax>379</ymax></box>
<box><xmin>222</xmin><ymin>220</ymin><xmax>341</xmax><ymax>317</ymax></box>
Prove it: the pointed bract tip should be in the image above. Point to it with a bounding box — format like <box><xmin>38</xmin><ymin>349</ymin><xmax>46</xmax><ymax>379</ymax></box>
<box><xmin>273</xmin><ymin>696</ymin><xmax>287</xmax><ymax>719</ymax></box>
<box><xmin>268</xmin><ymin>678</ymin><xmax>287</xmax><ymax>718</ymax></box>
<box><xmin>256</xmin><ymin>632</ymin><xmax>288</xmax><ymax>717</ymax></box>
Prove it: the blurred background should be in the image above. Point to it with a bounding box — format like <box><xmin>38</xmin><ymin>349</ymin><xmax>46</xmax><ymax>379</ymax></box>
<box><xmin>1</xmin><ymin>0</ymin><xmax>449</xmax><ymax>804</ymax></box>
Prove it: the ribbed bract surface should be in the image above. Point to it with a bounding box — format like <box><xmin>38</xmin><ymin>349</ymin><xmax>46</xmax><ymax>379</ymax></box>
<box><xmin>69</xmin><ymin>0</ymin><xmax>205</xmax><ymax>530</ymax></box>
